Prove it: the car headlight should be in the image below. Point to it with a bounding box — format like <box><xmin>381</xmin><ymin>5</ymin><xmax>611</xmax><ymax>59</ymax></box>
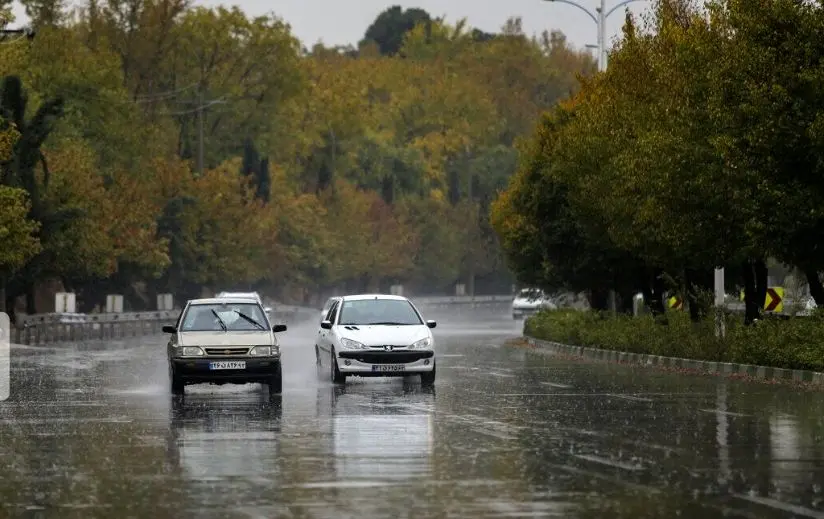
<box><xmin>250</xmin><ymin>345</ymin><xmax>277</xmax><ymax>356</ymax></box>
<box><xmin>410</xmin><ymin>337</ymin><xmax>432</xmax><ymax>349</ymax></box>
<box><xmin>181</xmin><ymin>346</ymin><xmax>204</xmax><ymax>356</ymax></box>
<box><xmin>340</xmin><ymin>338</ymin><xmax>367</xmax><ymax>350</ymax></box>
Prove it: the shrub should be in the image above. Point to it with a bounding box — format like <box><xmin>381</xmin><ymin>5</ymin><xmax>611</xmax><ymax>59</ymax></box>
<box><xmin>524</xmin><ymin>308</ymin><xmax>824</xmax><ymax>372</ymax></box>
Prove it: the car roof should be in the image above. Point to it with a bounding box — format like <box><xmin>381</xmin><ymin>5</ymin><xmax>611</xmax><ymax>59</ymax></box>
<box><xmin>340</xmin><ymin>294</ymin><xmax>409</xmax><ymax>302</ymax></box>
<box><xmin>217</xmin><ymin>291</ymin><xmax>260</xmax><ymax>298</ymax></box>
<box><xmin>188</xmin><ymin>297</ymin><xmax>262</xmax><ymax>305</ymax></box>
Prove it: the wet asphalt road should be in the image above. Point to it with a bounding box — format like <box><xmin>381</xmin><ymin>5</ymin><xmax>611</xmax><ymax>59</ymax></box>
<box><xmin>2</xmin><ymin>309</ymin><xmax>824</xmax><ymax>519</ymax></box>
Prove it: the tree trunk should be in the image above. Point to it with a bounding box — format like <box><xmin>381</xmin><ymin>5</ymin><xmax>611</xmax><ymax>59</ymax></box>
<box><xmin>4</xmin><ymin>291</ymin><xmax>15</xmax><ymax>325</ymax></box>
<box><xmin>754</xmin><ymin>259</ymin><xmax>768</xmax><ymax>312</ymax></box>
<box><xmin>641</xmin><ymin>268</ymin><xmax>667</xmax><ymax>318</ymax></box>
<box><xmin>742</xmin><ymin>259</ymin><xmax>768</xmax><ymax>325</ymax></box>
<box><xmin>685</xmin><ymin>267</ymin><xmax>712</xmax><ymax>322</ymax></box>
<box><xmin>589</xmin><ymin>288</ymin><xmax>610</xmax><ymax>313</ymax></box>
<box><xmin>804</xmin><ymin>268</ymin><xmax>824</xmax><ymax>306</ymax></box>
<box><xmin>25</xmin><ymin>282</ymin><xmax>36</xmax><ymax>314</ymax></box>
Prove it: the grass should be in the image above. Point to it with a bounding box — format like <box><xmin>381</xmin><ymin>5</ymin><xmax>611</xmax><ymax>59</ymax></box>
<box><xmin>524</xmin><ymin>308</ymin><xmax>824</xmax><ymax>373</ymax></box>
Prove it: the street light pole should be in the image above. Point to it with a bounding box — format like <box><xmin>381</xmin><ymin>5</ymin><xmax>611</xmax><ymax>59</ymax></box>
<box><xmin>544</xmin><ymin>0</ymin><xmax>647</xmax><ymax>72</ymax></box>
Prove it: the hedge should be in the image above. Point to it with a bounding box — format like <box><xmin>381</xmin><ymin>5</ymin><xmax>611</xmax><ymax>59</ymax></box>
<box><xmin>523</xmin><ymin>309</ymin><xmax>824</xmax><ymax>373</ymax></box>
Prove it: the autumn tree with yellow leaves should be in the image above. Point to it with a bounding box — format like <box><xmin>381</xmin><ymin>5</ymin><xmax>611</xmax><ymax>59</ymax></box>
<box><xmin>0</xmin><ymin>3</ymin><xmax>595</xmax><ymax>313</ymax></box>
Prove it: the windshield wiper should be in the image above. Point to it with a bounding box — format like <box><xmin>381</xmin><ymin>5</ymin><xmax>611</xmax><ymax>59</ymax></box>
<box><xmin>211</xmin><ymin>309</ymin><xmax>227</xmax><ymax>331</ymax></box>
<box><xmin>366</xmin><ymin>321</ymin><xmax>410</xmax><ymax>326</ymax></box>
<box><xmin>234</xmin><ymin>310</ymin><xmax>265</xmax><ymax>330</ymax></box>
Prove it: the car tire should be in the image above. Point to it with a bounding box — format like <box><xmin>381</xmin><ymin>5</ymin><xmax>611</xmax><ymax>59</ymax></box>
<box><xmin>420</xmin><ymin>362</ymin><xmax>436</xmax><ymax>387</ymax></box>
<box><xmin>331</xmin><ymin>352</ymin><xmax>346</xmax><ymax>385</ymax></box>
<box><xmin>268</xmin><ymin>364</ymin><xmax>283</xmax><ymax>396</ymax></box>
<box><xmin>170</xmin><ymin>367</ymin><xmax>184</xmax><ymax>395</ymax></box>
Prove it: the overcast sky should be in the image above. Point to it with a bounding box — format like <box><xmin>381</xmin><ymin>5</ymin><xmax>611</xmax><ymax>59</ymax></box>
<box><xmin>10</xmin><ymin>0</ymin><xmax>653</xmax><ymax>55</ymax></box>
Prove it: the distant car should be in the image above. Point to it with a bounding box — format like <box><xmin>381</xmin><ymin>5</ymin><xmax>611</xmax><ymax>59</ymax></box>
<box><xmin>511</xmin><ymin>288</ymin><xmax>556</xmax><ymax>319</ymax></box>
<box><xmin>315</xmin><ymin>294</ymin><xmax>437</xmax><ymax>386</ymax></box>
<box><xmin>163</xmin><ymin>297</ymin><xmax>288</xmax><ymax>396</ymax></box>
<box><xmin>215</xmin><ymin>291</ymin><xmax>273</xmax><ymax>316</ymax></box>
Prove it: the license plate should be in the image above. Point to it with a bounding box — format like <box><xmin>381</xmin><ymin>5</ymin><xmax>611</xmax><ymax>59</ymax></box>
<box><xmin>209</xmin><ymin>361</ymin><xmax>246</xmax><ymax>370</ymax></box>
<box><xmin>372</xmin><ymin>365</ymin><xmax>405</xmax><ymax>372</ymax></box>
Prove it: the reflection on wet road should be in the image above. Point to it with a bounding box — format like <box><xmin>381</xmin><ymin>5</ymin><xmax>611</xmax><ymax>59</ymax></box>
<box><xmin>2</xmin><ymin>309</ymin><xmax>824</xmax><ymax>518</ymax></box>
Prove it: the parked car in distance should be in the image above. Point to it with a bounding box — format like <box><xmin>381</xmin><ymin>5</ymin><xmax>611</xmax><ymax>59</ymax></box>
<box><xmin>163</xmin><ymin>297</ymin><xmax>288</xmax><ymax>396</ymax></box>
<box><xmin>511</xmin><ymin>288</ymin><xmax>556</xmax><ymax>320</ymax></box>
<box><xmin>315</xmin><ymin>294</ymin><xmax>436</xmax><ymax>387</ymax></box>
<box><xmin>215</xmin><ymin>291</ymin><xmax>273</xmax><ymax>316</ymax></box>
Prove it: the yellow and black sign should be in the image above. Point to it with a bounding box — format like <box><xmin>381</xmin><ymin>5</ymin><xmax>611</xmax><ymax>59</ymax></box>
<box><xmin>667</xmin><ymin>296</ymin><xmax>683</xmax><ymax>310</ymax></box>
<box><xmin>739</xmin><ymin>286</ymin><xmax>784</xmax><ymax>312</ymax></box>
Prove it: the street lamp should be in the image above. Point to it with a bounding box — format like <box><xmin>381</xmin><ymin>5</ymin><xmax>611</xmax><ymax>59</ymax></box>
<box><xmin>544</xmin><ymin>0</ymin><xmax>647</xmax><ymax>71</ymax></box>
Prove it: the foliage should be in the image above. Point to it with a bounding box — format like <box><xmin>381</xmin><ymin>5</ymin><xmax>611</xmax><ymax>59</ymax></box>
<box><xmin>0</xmin><ymin>3</ymin><xmax>596</xmax><ymax>313</ymax></box>
<box><xmin>525</xmin><ymin>309</ymin><xmax>824</xmax><ymax>372</ymax></box>
<box><xmin>0</xmin><ymin>185</ymin><xmax>40</xmax><ymax>275</ymax></box>
<box><xmin>492</xmin><ymin>0</ymin><xmax>824</xmax><ymax>322</ymax></box>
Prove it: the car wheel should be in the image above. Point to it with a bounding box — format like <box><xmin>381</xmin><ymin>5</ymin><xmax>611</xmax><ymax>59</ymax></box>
<box><xmin>268</xmin><ymin>364</ymin><xmax>283</xmax><ymax>396</ymax></box>
<box><xmin>331</xmin><ymin>352</ymin><xmax>346</xmax><ymax>385</ymax></box>
<box><xmin>170</xmin><ymin>366</ymin><xmax>184</xmax><ymax>395</ymax></box>
<box><xmin>420</xmin><ymin>362</ymin><xmax>436</xmax><ymax>387</ymax></box>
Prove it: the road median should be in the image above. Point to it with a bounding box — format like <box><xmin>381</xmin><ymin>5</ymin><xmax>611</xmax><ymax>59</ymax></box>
<box><xmin>522</xmin><ymin>309</ymin><xmax>824</xmax><ymax>387</ymax></box>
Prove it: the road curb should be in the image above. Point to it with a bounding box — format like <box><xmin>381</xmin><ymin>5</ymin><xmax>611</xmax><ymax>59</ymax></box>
<box><xmin>523</xmin><ymin>335</ymin><xmax>824</xmax><ymax>387</ymax></box>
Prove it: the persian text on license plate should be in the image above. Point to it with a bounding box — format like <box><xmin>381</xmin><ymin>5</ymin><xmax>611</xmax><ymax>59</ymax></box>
<box><xmin>209</xmin><ymin>361</ymin><xmax>246</xmax><ymax>370</ymax></box>
<box><xmin>372</xmin><ymin>365</ymin><xmax>405</xmax><ymax>372</ymax></box>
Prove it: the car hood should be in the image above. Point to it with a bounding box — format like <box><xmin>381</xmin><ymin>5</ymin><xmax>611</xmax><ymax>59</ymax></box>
<box><xmin>337</xmin><ymin>325</ymin><xmax>430</xmax><ymax>347</ymax></box>
<box><xmin>178</xmin><ymin>331</ymin><xmax>273</xmax><ymax>346</ymax></box>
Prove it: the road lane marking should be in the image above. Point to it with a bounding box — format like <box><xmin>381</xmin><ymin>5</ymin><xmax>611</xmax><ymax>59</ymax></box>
<box><xmin>574</xmin><ymin>454</ymin><xmax>645</xmax><ymax>472</ymax></box>
<box><xmin>699</xmin><ymin>408</ymin><xmax>749</xmax><ymax>417</ymax></box>
<box><xmin>541</xmin><ymin>382</ymin><xmax>572</xmax><ymax>389</ymax></box>
<box><xmin>732</xmin><ymin>494</ymin><xmax>824</xmax><ymax>518</ymax></box>
<box><xmin>606</xmin><ymin>393</ymin><xmax>654</xmax><ymax>402</ymax></box>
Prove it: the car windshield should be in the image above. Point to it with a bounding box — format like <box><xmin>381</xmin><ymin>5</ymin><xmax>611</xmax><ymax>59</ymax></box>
<box><xmin>180</xmin><ymin>303</ymin><xmax>268</xmax><ymax>332</ymax></box>
<box><xmin>338</xmin><ymin>299</ymin><xmax>422</xmax><ymax>326</ymax></box>
<box><xmin>517</xmin><ymin>289</ymin><xmax>543</xmax><ymax>300</ymax></box>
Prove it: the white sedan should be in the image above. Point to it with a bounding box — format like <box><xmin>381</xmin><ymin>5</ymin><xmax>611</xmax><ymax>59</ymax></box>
<box><xmin>511</xmin><ymin>288</ymin><xmax>556</xmax><ymax>319</ymax></box>
<box><xmin>315</xmin><ymin>294</ymin><xmax>437</xmax><ymax>386</ymax></box>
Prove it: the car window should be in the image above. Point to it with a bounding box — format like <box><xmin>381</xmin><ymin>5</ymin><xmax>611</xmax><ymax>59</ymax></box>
<box><xmin>321</xmin><ymin>298</ymin><xmax>335</xmax><ymax>317</ymax></box>
<box><xmin>338</xmin><ymin>299</ymin><xmax>422</xmax><ymax>326</ymax></box>
<box><xmin>180</xmin><ymin>303</ymin><xmax>268</xmax><ymax>331</ymax></box>
<box><xmin>326</xmin><ymin>301</ymin><xmax>339</xmax><ymax>323</ymax></box>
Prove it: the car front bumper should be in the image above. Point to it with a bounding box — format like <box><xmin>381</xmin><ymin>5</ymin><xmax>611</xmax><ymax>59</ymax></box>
<box><xmin>336</xmin><ymin>350</ymin><xmax>435</xmax><ymax>376</ymax></box>
<box><xmin>170</xmin><ymin>356</ymin><xmax>281</xmax><ymax>384</ymax></box>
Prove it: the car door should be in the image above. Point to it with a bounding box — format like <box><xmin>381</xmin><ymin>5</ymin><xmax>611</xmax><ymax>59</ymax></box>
<box><xmin>317</xmin><ymin>300</ymin><xmax>340</xmax><ymax>365</ymax></box>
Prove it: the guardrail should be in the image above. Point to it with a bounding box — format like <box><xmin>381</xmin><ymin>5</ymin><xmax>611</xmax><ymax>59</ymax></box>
<box><xmin>9</xmin><ymin>303</ymin><xmax>321</xmax><ymax>346</ymax></box>
<box><xmin>8</xmin><ymin>296</ymin><xmax>514</xmax><ymax>346</ymax></box>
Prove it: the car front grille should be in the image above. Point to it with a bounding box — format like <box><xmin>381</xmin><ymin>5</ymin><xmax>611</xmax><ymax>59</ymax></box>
<box><xmin>204</xmin><ymin>347</ymin><xmax>250</xmax><ymax>356</ymax></box>
<box><xmin>339</xmin><ymin>351</ymin><xmax>434</xmax><ymax>364</ymax></box>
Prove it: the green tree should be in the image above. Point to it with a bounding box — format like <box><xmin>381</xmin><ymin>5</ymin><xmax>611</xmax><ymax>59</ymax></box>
<box><xmin>361</xmin><ymin>6</ymin><xmax>431</xmax><ymax>56</ymax></box>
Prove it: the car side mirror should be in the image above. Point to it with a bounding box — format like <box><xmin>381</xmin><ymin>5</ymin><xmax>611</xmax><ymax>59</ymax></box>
<box><xmin>426</xmin><ymin>320</ymin><xmax>437</xmax><ymax>329</ymax></box>
<box><xmin>264</xmin><ymin>307</ymin><xmax>273</xmax><ymax>314</ymax></box>
<box><xmin>320</xmin><ymin>320</ymin><xmax>332</xmax><ymax>330</ymax></box>
<box><xmin>272</xmin><ymin>324</ymin><xmax>287</xmax><ymax>333</ymax></box>
<box><xmin>162</xmin><ymin>325</ymin><xmax>177</xmax><ymax>334</ymax></box>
